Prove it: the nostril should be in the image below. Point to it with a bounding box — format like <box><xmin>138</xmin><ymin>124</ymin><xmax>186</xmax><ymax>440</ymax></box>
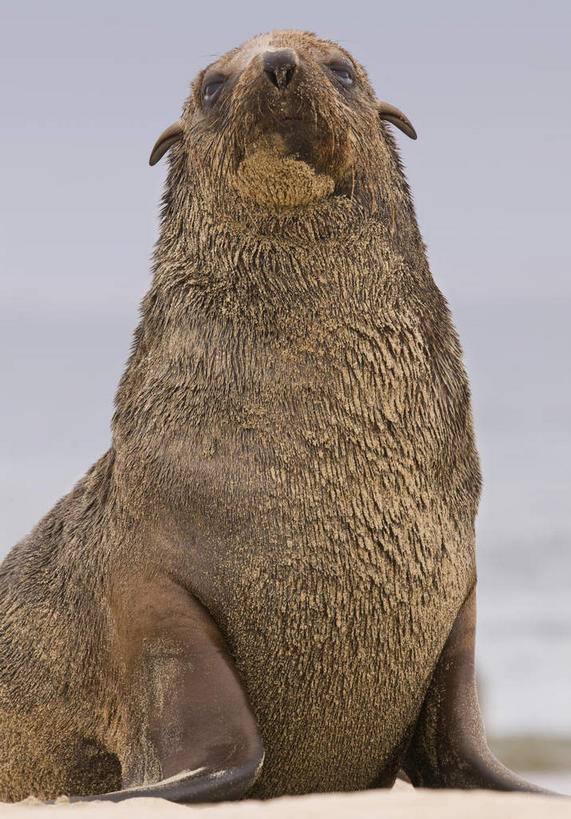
<box><xmin>264</xmin><ymin>67</ymin><xmax>280</xmax><ymax>88</ymax></box>
<box><xmin>264</xmin><ymin>65</ymin><xmax>295</xmax><ymax>89</ymax></box>
<box><xmin>262</xmin><ymin>49</ymin><xmax>297</xmax><ymax>91</ymax></box>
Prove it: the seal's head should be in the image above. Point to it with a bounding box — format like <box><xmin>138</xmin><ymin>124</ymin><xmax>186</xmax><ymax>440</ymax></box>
<box><xmin>150</xmin><ymin>31</ymin><xmax>416</xmax><ymax>214</ymax></box>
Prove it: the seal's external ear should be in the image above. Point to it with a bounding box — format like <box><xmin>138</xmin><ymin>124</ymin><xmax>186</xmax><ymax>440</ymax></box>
<box><xmin>149</xmin><ymin>120</ymin><xmax>184</xmax><ymax>166</ymax></box>
<box><xmin>377</xmin><ymin>101</ymin><xmax>417</xmax><ymax>140</ymax></box>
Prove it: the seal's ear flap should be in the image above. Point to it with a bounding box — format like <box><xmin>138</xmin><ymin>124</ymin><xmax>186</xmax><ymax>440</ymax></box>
<box><xmin>149</xmin><ymin>120</ymin><xmax>184</xmax><ymax>166</ymax></box>
<box><xmin>377</xmin><ymin>101</ymin><xmax>417</xmax><ymax>140</ymax></box>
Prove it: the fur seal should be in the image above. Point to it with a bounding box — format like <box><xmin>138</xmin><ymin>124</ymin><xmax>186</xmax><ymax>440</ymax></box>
<box><xmin>0</xmin><ymin>30</ymin><xmax>545</xmax><ymax>802</ymax></box>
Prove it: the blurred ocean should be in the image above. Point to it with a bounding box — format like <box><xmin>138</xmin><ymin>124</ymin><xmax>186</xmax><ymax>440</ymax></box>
<box><xmin>1</xmin><ymin>298</ymin><xmax>570</xmax><ymax>787</ymax></box>
<box><xmin>457</xmin><ymin>302</ymin><xmax>571</xmax><ymax>740</ymax></box>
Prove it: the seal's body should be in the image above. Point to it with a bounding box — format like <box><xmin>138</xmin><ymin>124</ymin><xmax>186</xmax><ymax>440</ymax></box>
<box><xmin>0</xmin><ymin>30</ymin><xmax>542</xmax><ymax>802</ymax></box>
<box><xmin>125</xmin><ymin>238</ymin><xmax>477</xmax><ymax>797</ymax></box>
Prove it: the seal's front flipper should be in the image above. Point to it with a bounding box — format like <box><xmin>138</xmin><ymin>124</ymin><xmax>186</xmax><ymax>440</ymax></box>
<box><xmin>403</xmin><ymin>585</ymin><xmax>547</xmax><ymax>793</ymax></box>
<box><xmin>74</xmin><ymin>578</ymin><xmax>263</xmax><ymax>803</ymax></box>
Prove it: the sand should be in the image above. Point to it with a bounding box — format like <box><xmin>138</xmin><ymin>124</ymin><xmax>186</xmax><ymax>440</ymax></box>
<box><xmin>5</xmin><ymin>783</ymin><xmax>571</xmax><ymax>819</ymax></box>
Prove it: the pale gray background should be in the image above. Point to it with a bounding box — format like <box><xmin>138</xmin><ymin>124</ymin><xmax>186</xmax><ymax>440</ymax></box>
<box><xmin>1</xmin><ymin>0</ymin><xmax>570</xmax><ymax>748</ymax></box>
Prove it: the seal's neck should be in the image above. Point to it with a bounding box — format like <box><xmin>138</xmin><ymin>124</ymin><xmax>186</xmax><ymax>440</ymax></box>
<box><xmin>148</xmin><ymin>151</ymin><xmax>429</xmax><ymax>331</ymax></box>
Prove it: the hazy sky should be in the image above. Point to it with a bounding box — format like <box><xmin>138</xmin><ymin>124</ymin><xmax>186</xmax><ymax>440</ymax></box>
<box><xmin>1</xmin><ymin>1</ymin><xmax>570</xmax><ymax>735</ymax></box>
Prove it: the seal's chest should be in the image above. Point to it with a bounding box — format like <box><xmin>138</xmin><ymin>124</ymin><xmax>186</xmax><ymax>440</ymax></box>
<box><xmin>227</xmin><ymin>549</ymin><xmax>446</xmax><ymax>796</ymax></box>
<box><xmin>195</xmin><ymin>325</ymin><xmax>474</xmax><ymax>796</ymax></box>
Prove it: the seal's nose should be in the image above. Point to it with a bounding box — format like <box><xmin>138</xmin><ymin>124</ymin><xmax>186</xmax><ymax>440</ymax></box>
<box><xmin>263</xmin><ymin>49</ymin><xmax>297</xmax><ymax>91</ymax></box>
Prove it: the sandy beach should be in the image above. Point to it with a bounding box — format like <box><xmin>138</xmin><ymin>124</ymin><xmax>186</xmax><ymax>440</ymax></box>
<box><xmin>4</xmin><ymin>783</ymin><xmax>571</xmax><ymax>819</ymax></box>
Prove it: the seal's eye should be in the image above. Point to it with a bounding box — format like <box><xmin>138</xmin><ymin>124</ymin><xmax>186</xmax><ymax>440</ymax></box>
<box><xmin>328</xmin><ymin>63</ymin><xmax>355</xmax><ymax>88</ymax></box>
<box><xmin>203</xmin><ymin>79</ymin><xmax>225</xmax><ymax>103</ymax></box>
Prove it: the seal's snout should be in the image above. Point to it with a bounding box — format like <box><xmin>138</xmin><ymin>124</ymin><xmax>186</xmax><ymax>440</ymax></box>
<box><xmin>263</xmin><ymin>49</ymin><xmax>297</xmax><ymax>90</ymax></box>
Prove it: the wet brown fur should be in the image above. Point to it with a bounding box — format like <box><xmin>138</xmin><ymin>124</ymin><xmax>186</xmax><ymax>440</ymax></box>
<box><xmin>0</xmin><ymin>30</ymin><xmax>481</xmax><ymax>800</ymax></box>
